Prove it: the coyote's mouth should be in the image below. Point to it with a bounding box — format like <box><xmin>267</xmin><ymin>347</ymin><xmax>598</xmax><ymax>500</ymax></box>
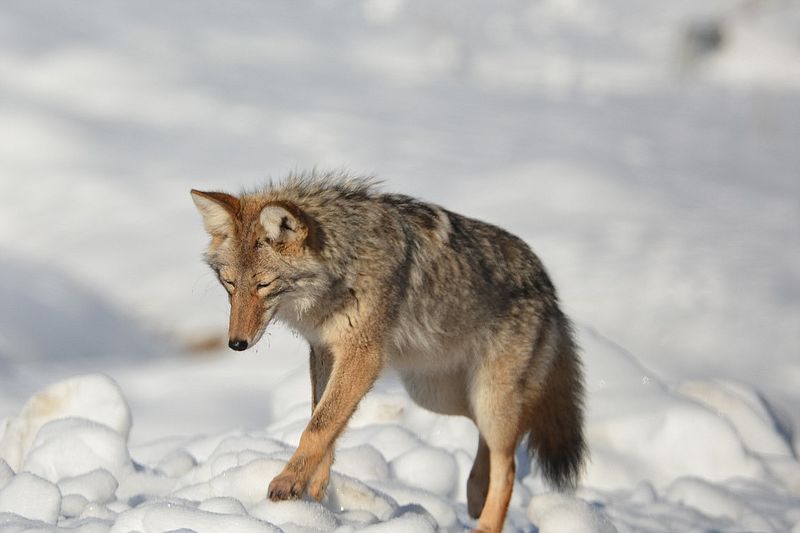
<box><xmin>244</xmin><ymin>305</ymin><xmax>278</xmax><ymax>350</ymax></box>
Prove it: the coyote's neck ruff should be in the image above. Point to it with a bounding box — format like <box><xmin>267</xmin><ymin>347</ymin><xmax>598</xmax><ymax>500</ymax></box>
<box><xmin>192</xmin><ymin>173</ymin><xmax>586</xmax><ymax>533</ymax></box>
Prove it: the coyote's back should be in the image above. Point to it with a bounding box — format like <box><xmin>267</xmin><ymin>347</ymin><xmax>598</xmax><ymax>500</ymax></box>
<box><xmin>191</xmin><ymin>172</ymin><xmax>586</xmax><ymax>532</ymax></box>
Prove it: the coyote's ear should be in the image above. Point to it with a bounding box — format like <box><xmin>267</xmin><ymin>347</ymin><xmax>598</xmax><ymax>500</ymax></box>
<box><xmin>259</xmin><ymin>202</ymin><xmax>309</xmax><ymax>252</ymax></box>
<box><xmin>190</xmin><ymin>190</ymin><xmax>240</xmax><ymax>236</ymax></box>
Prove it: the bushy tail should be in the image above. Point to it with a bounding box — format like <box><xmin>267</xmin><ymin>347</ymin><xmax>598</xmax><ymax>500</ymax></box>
<box><xmin>525</xmin><ymin>313</ymin><xmax>587</xmax><ymax>491</ymax></box>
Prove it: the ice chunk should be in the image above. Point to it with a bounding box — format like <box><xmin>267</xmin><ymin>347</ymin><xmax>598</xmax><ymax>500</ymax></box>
<box><xmin>0</xmin><ymin>374</ymin><xmax>131</xmax><ymax>471</ymax></box>
<box><xmin>24</xmin><ymin>417</ymin><xmax>132</xmax><ymax>483</ymax></box>
<box><xmin>0</xmin><ymin>471</ymin><xmax>62</xmax><ymax>524</ymax></box>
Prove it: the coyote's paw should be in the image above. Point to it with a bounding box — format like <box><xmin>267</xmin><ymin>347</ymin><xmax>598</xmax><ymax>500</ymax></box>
<box><xmin>307</xmin><ymin>472</ymin><xmax>331</xmax><ymax>502</ymax></box>
<box><xmin>268</xmin><ymin>472</ymin><xmax>305</xmax><ymax>501</ymax></box>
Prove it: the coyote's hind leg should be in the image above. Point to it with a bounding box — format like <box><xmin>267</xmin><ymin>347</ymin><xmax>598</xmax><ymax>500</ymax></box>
<box><xmin>467</xmin><ymin>435</ymin><xmax>490</xmax><ymax>519</ymax></box>
<box><xmin>473</xmin><ymin>444</ymin><xmax>515</xmax><ymax>533</ymax></box>
<box><xmin>469</xmin><ymin>344</ymin><xmax>529</xmax><ymax>532</ymax></box>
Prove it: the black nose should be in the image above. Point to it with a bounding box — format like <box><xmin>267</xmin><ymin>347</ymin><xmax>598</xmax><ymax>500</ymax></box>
<box><xmin>229</xmin><ymin>339</ymin><xmax>249</xmax><ymax>351</ymax></box>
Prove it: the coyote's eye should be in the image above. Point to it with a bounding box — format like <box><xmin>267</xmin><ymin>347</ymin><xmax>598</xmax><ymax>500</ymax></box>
<box><xmin>220</xmin><ymin>277</ymin><xmax>236</xmax><ymax>289</ymax></box>
<box><xmin>256</xmin><ymin>279</ymin><xmax>275</xmax><ymax>291</ymax></box>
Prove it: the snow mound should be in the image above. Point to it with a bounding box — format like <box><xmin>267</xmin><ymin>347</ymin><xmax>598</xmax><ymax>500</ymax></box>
<box><xmin>0</xmin><ymin>374</ymin><xmax>131</xmax><ymax>471</ymax></box>
<box><xmin>249</xmin><ymin>499</ymin><xmax>339</xmax><ymax>530</ymax></box>
<box><xmin>580</xmin><ymin>328</ymin><xmax>792</xmax><ymax>491</ymax></box>
<box><xmin>326</xmin><ymin>473</ymin><xmax>396</xmax><ymax>519</ymax></box>
<box><xmin>59</xmin><ymin>468</ymin><xmax>119</xmax><ymax>504</ymax></box>
<box><xmin>0</xmin><ymin>471</ymin><xmax>61</xmax><ymax>524</ymax></box>
<box><xmin>368</xmin><ymin>481</ymin><xmax>458</xmax><ymax>530</ymax></box>
<box><xmin>174</xmin><ymin>457</ymin><xmax>286</xmax><ymax>504</ymax></box>
<box><xmin>333</xmin><ymin>445</ymin><xmax>390</xmax><ymax>482</ymax></box>
<box><xmin>677</xmin><ymin>379</ymin><xmax>793</xmax><ymax>456</ymax></box>
<box><xmin>528</xmin><ymin>492</ymin><xmax>617</xmax><ymax>533</ymax></box>
<box><xmin>197</xmin><ymin>496</ymin><xmax>248</xmax><ymax>515</ymax></box>
<box><xmin>390</xmin><ymin>446</ymin><xmax>458</xmax><ymax>497</ymax></box>
<box><xmin>110</xmin><ymin>500</ymin><xmax>281</xmax><ymax>533</ymax></box>
<box><xmin>359</xmin><ymin>505</ymin><xmax>438</xmax><ymax>533</ymax></box>
<box><xmin>665</xmin><ymin>477</ymin><xmax>774</xmax><ymax>531</ymax></box>
<box><xmin>24</xmin><ymin>417</ymin><xmax>132</xmax><ymax>483</ymax></box>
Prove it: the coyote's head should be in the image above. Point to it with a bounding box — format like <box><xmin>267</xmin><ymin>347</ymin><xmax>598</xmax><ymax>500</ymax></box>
<box><xmin>191</xmin><ymin>189</ymin><xmax>327</xmax><ymax>351</ymax></box>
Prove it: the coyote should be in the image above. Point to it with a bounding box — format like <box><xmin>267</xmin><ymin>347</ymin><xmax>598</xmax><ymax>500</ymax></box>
<box><xmin>191</xmin><ymin>173</ymin><xmax>585</xmax><ymax>532</ymax></box>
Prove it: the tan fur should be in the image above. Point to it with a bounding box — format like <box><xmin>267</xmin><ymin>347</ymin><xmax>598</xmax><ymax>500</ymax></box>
<box><xmin>190</xmin><ymin>174</ymin><xmax>586</xmax><ymax>532</ymax></box>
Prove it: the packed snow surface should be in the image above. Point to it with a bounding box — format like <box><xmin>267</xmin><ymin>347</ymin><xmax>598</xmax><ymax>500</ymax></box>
<box><xmin>0</xmin><ymin>0</ymin><xmax>798</xmax><ymax>531</ymax></box>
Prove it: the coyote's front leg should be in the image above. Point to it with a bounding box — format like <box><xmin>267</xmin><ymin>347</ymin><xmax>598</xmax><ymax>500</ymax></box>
<box><xmin>307</xmin><ymin>345</ymin><xmax>334</xmax><ymax>501</ymax></box>
<box><xmin>268</xmin><ymin>334</ymin><xmax>382</xmax><ymax>501</ymax></box>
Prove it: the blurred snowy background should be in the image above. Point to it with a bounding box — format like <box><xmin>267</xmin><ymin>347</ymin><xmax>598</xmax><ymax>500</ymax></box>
<box><xmin>0</xmin><ymin>1</ymin><xmax>798</xmax><ymax>531</ymax></box>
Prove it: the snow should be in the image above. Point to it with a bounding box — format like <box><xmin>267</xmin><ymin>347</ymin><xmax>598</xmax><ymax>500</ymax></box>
<box><xmin>0</xmin><ymin>374</ymin><xmax>131</xmax><ymax>472</ymax></box>
<box><xmin>665</xmin><ymin>477</ymin><xmax>775</xmax><ymax>530</ymax></box>
<box><xmin>2</xmin><ymin>331</ymin><xmax>799</xmax><ymax>531</ymax></box>
<box><xmin>0</xmin><ymin>0</ymin><xmax>799</xmax><ymax>531</ymax></box>
<box><xmin>357</xmin><ymin>509</ymin><xmax>437</xmax><ymax>533</ymax></box>
<box><xmin>59</xmin><ymin>469</ymin><xmax>119</xmax><ymax>505</ymax></box>
<box><xmin>527</xmin><ymin>492</ymin><xmax>617</xmax><ymax>533</ymax></box>
<box><xmin>61</xmin><ymin>493</ymin><xmax>89</xmax><ymax>519</ymax></box>
<box><xmin>0</xmin><ymin>461</ymin><xmax>12</xmax><ymax>491</ymax></box>
<box><xmin>0</xmin><ymin>472</ymin><xmax>61</xmax><ymax>524</ymax></box>
<box><xmin>389</xmin><ymin>446</ymin><xmax>458</xmax><ymax>497</ymax></box>
<box><xmin>250</xmin><ymin>499</ymin><xmax>339</xmax><ymax>531</ymax></box>
<box><xmin>333</xmin><ymin>445</ymin><xmax>390</xmax><ymax>484</ymax></box>
<box><xmin>197</xmin><ymin>496</ymin><xmax>248</xmax><ymax>515</ymax></box>
<box><xmin>110</xmin><ymin>501</ymin><xmax>282</xmax><ymax>533</ymax></box>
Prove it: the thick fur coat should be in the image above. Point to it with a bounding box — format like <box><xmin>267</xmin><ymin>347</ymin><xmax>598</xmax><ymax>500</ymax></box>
<box><xmin>191</xmin><ymin>173</ymin><xmax>586</xmax><ymax>532</ymax></box>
